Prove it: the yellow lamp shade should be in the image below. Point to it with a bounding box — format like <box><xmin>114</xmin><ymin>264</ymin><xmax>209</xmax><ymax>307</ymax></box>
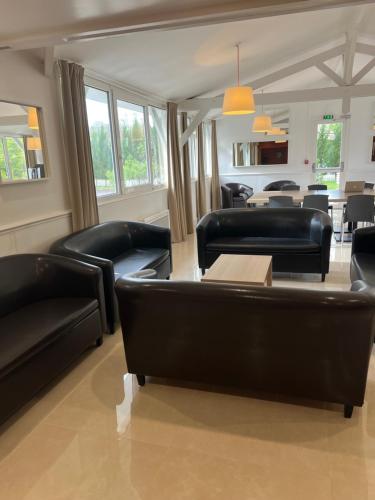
<box><xmin>275</xmin><ymin>140</ymin><xmax>287</xmax><ymax>143</ymax></box>
<box><xmin>28</xmin><ymin>107</ymin><xmax>39</xmax><ymax>130</ymax></box>
<box><xmin>252</xmin><ymin>115</ymin><xmax>272</xmax><ymax>133</ymax></box>
<box><xmin>222</xmin><ymin>86</ymin><xmax>255</xmax><ymax>115</ymax></box>
<box><xmin>268</xmin><ymin>127</ymin><xmax>286</xmax><ymax>136</ymax></box>
<box><xmin>27</xmin><ymin>136</ymin><xmax>42</xmax><ymax>150</ymax></box>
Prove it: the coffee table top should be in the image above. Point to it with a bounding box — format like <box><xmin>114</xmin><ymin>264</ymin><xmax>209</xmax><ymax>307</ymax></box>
<box><xmin>201</xmin><ymin>254</ymin><xmax>272</xmax><ymax>286</ymax></box>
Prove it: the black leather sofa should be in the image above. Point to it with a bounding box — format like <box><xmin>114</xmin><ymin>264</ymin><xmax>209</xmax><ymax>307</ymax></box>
<box><xmin>264</xmin><ymin>180</ymin><xmax>296</xmax><ymax>191</ymax></box>
<box><xmin>221</xmin><ymin>183</ymin><xmax>253</xmax><ymax>208</ymax></box>
<box><xmin>50</xmin><ymin>221</ymin><xmax>172</xmax><ymax>333</ymax></box>
<box><xmin>115</xmin><ymin>275</ymin><xmax>375</xmax><ymax>418</ymax></box>
<box><xmin>196</xmin><ymin>208</ymin><xmax>332</xmax><ymax>281</ymax></box>
<box><xmin>350</xmin><ymin>226</ymin><xmax>375</xmax><ymax>291</ymax></box>
<box><xmin>0</xmin><ymin>254</ymin><xmax>105</xmax><ymax>425</ymax></box>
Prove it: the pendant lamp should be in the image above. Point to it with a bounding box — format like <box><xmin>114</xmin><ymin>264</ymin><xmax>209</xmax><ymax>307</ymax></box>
<box><xmin>27</xmin><ymin>136</ymin><xmax>42</xmax><ymax>150</ymax></box>
<box><xmin>28</xmin><ymin>107</ymin><xmax>39</xmax><ymax>130</ymax></box>
<box><xmin>268</xmin><ymin>127</ymin><xmax>286</xmax><ymax>136</ymax></box>
<box><xmin>222</xmin><ymin>44</ymin><xmax>255</xmax><ymax>115</ymax></box>
<box><xmin>252</xmin><ymin>91</ymin><xmax>272</xmax><ymax>133</ymax></box>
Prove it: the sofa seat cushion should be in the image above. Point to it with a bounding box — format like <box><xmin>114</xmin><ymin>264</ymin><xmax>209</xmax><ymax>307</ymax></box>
<box><xmin>113</xmin><ymin>248</ymin><xmax>170</xmax><ymax>280</ymax></box>
<box><xmin>351</xmin><ymin>253</ymin><xmax>375</xmax><ymax>285</ymax></box>
<box><xmin>0</xmin><ymin>298</ymin><xmax>98</xmax><ymax>377</ymax></box>
<box><xmin>206</xmin><ymin>237</ymin><xmax>320</xmax><ymax>254</ymax></box>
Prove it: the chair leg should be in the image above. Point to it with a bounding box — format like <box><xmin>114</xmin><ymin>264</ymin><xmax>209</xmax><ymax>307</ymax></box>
<box><xmin>344</xmin><ymin>405</ymin><xmax>354</xmax><ymax>419</ymax></box>
<box><xmin>201</xmin><ymin>268</ymin><xmax>206</xmax><ymax>276</ymax></box>
<box><xmin>95</xmin><ymin>336</ymin><xmax>103</xmax><ymax>347</ymax></box>
<box><xmin>321</xmin><ymin>274</ymin><xmax>326</xmax><ymax>282</ymax></box>
<box><xmin>136</xmin><ymin>375</ymin><xmax>146</xmax><ymax>386</ymax></box>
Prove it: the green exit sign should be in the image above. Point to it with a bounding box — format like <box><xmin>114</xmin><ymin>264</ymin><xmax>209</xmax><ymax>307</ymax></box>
<box><xmin>323</xmin><ymin>114</ymin><xmax>334</xmax><ymax>120</ymax></box>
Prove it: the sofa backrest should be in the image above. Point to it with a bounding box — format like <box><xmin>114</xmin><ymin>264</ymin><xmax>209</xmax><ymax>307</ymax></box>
<box><xmin>212</xmin><ymin>208</ymin><xmax>321</xmax><ymax>239</ymax></box>
<box><xmin>115</xmin><ymin>278</ymin><xmax>375</xmax><ymax>407</ymax></box>
<box><xmin>55</xmin><ymin>222</ymin><xmax>133</xmax><ymax>260</ymax></box>
<box><xmin>0</xmin><ymin>254</ymin><xmax>56</xmax><ymax>317</ymax></box>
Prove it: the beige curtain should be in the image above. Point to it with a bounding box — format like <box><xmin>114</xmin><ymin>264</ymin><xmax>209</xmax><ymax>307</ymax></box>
<box><xmin>210</xmin><ymin>120</ymin><xmax>221</xmax><ymax>211</ymax></box>
<box><xmin>167</xmin><ymin>102</ymin><xmax>187</xmax><ymax>243</ymax></box>
<box><xmin>196</xmin><ymin>123</ymin><xmax>207</xmax><ymax>220</ymax></box>
<box><xmin>181</xmin><ymin>113</ymin><xmax>194</xmax><ymax>234</ymax></box>
<box><xmin>57</xmin><ymin>60</ymin><xmax>99</xmax><ymax>231</ymax></box>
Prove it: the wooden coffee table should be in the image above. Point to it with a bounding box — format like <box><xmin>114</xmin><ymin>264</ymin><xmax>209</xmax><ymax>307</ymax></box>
<box><xmin>201</xmin><ymin>254</ymin><xmax>272</xmax><ymax>287</ymax></box>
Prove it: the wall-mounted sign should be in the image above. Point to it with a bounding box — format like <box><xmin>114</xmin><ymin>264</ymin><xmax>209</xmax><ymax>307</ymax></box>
<box><xmin>323</xmin><ymin>114</ymin><xmax>334</xmax><ymax>120</ymax></box>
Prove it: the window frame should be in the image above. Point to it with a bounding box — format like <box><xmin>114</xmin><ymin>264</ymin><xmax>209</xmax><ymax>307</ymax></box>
<box><xmin>85</xmin><ymin>76</ymin><xmax>168</xmax><ymax>203</ymax></box>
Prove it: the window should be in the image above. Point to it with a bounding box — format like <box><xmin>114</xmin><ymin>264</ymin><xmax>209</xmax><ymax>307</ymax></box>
<box><xmin>85</xmin><ymin>86</ymin><xmax>117</xmax><ymax>197</ymax></box>
<box><xmin>0</xmin><ymin>136</ymin><xmax>28</xmax><ymax>181</ymax></box>
<box><xmin>315</xmin><ymin>121</ymin><xmax>343</xmax><ymax>189</ymax></box>
<box><xmin>117</xmin><ymin>99</ymin><xmax>149</xmax><ymax>188</ymax></box>
<box><xmin>149</xmin><ymin>106</ymin><xmax>168</xmax><ymax>186</ymax></box>
<box><xmin>85</xmin><ymin>81</ymin><xmax>169</xmax><ymax>199</ymax></box>
<box><xmin>204</xmin><ymin>122</ymin><xmax>212</xmax><ymax>176</ymax></box>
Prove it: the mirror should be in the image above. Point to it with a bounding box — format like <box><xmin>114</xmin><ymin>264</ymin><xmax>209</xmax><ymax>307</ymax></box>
<box><xmin>0</xmin><ymin>101</ymin><xmax>47</xmax><ymax>184</ymax></box>
<box><xmin>233</xmin><ymin>140</ymin><xmax>289</xmax><ymax>166</ymax></box>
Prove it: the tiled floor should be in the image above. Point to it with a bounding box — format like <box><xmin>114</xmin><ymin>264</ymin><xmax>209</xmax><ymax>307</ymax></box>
<box><xmin>1</xmin><ymin>237</ymin><xmax>374</xmax><ymax>499</ymax></box>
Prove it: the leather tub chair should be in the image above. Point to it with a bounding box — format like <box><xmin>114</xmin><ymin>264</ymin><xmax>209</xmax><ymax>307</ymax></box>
<box><xmin>221</xmin><ymin>183</ymin><xmax>253</xmax><ymax>208</ymax></box>
<box><xmin>51</xmin><ymin>221</ymin><xmax>172</xmax><ymax>333</ymax></box>
<box><xmin>0</xmin><ymin>254</ymin><xmax>105</xmax><ymax>425</ymax></box>
<box><xmin>263</xmin><ymin>180</ymin><xmax>296</xmax><ymax>191</ymax></box>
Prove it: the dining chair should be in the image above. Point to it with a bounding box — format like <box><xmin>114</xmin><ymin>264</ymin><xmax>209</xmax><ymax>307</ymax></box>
<box><xmin>308</xmin><ymin>184</ymin><xmax>327</xmax><ymax>191</ymax></box>
<box><xmin>303</xmin><ymin>195</ymin><xmax>329</xmax><ymax>213</ymax></box>
<box><xmin>365</xmin><ymin>182</ymin><xmax>374</xmax><ymax>190</ymax></box>
<box><xmin>341</xmin><ymin>195</ymin><xmax>375</xmax><ymax>244</ymax></box>
<box><xmin>281</xmin><ymin>184</ymin><xmax>300</xmax><ymax>191</ymax></box>
<box><xmin>269</xmin><ymin>196</ymin><xmax>295</xmax><ymax>208</ymax></box>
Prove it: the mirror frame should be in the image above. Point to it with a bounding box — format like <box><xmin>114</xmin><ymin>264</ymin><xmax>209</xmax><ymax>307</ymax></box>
<box><xmin>0</xmin><ymin>100</ymin><xmax>49</xmax><ymax>186</ymax></box>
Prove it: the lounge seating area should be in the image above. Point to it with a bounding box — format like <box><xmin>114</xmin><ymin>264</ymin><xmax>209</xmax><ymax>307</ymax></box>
<box><xmin>3</xmin><ymin>1</ymin><xmax>375</xmax><ymax>498</ymax></box>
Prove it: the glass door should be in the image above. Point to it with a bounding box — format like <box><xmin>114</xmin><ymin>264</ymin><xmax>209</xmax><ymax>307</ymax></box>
<box><xmin>314</xmin><ymin>121</ymin><xmax>343</xmax><ymax>189</ymax></box>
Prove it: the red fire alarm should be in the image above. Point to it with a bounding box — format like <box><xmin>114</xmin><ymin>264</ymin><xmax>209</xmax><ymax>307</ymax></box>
<box><xmin>304</xmin><ymin>159</ymin><xmax>309</xmax><ymax>165</ymax></box>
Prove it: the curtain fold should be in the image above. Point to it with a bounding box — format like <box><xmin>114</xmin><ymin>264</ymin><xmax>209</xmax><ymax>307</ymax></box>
<box><xmin>210</xmin><ymin>120</ymin><xmax>221</xmax><ymax>211</ymax></box>
<box><xmin>167</xmin><ymin>102</ymin><xmax>187</xmax><ymax>243</ymax></box>
<box><xmin>196</xmin><ymin>123</ymin><xmax>207</xmax><ymax>220</ymax></box>
<box><xmin>181</xmin><ymin>113</ymin><xmax>194</xmax><ymax>234</ymax></box>
<box><xmin>57</xmin><ymin>60</ymin><xmax>99</xmax><ymax>231</ymax></box>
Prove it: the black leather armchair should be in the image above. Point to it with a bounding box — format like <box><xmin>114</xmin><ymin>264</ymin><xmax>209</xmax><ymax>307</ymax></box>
<box><xmin>196</xmin><ymin>208</ymin><xmax>332</xmax><ymax>281</ymax></box>
<box><xmin>0</xmin><ymin>254</ymin><xmax>105</xmax><ymax>424</ymax></box>
<box><xmin>264</xmin><ymin>180</ymin><xmax>296</xmax><ymax>191</ymax></box>
<box><xmin>115</xmin><ymin>276</ymin><xmax>375</xmax><ymax>418</ymax></box>
<box><xmin>350</xmin><ymin>226</ymin><xmax>375</xmax><ymax>290</ymax></box>
<box><xmin>221</xmin><ymin>183</ymin><xmax>253</xmax><ymax>208</ymax></box>
<box><xmin>50</xmin><ymin>221</ymin><xmax>172</xmax><ymax>333</ymax></box>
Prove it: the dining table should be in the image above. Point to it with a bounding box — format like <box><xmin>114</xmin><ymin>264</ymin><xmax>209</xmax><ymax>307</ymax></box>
<box><xmin>247</xmin><ymin>188</ymin><xmax>375</xmax><ymax>206</ymax></box>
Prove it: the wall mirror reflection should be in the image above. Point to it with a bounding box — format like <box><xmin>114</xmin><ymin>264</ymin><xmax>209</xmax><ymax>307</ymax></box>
<box><xmin>233</xmin><ymin>139</ymin><xmax>289</xmax><ymax>166</ymax></box>
<box><xmin>0</xmin><ymin>101</ymin><xmax>47</xmax><ymax>184</ymax></box>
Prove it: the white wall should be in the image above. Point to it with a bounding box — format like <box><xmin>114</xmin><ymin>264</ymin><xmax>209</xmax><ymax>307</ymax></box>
<box><xmin>217</xmin><ymin>98</ymin><xmax>375</xmax><ymax>192</ymax></box>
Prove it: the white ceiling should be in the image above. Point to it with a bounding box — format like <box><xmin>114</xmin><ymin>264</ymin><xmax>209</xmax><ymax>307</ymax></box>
<box><xmin>54</xmin><ymin>4</ymin><xmax>375</xmax><ymax>101</ymax></box>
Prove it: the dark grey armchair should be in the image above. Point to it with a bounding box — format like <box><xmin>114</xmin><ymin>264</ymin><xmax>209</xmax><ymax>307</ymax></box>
<box><xmin>221</xmin><ymin>183</ymin><xmax>253</xmax><ymax>208</ymax></box>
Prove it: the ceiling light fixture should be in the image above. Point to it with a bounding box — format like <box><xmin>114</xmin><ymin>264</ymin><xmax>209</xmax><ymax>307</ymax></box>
<box><xmin>268</xmin><ymin>127</ymin><xmax>286</xmax><ymax>136</ymax></box>
<box><xmin>28</xmin><ymin>107</ymin><xmax>39</xmax><ymax>130</ymax></box>
<box><xmin>222</xmin><ymin>44</ymin><xmax>255</xmax><ymax>116</ymax></box>
<box><xmin>252</xmin><ymin>90</ymin><xmax>272</xmax><ymax>133</ymax></box>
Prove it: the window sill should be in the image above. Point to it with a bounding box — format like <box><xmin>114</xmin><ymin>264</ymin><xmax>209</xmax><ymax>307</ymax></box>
<box><xmin>97</xmin><ymin>185</ymin><xmax>168</xmax><ymax>206</ymax></box>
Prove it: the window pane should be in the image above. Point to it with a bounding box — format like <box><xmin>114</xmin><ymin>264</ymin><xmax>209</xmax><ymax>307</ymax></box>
<box><xmin>6</xmin><ymin>137</ymin><xmax>27</xmax><ymax>180</ymax></box>
<box><xmin>149</xmin><ymin>107</ymin><xmax>167</xmax><ymax>186</ymax></box>
<box><xmin>117</xmin><ymin>100</ymin><xmax>149</xmax><ymax>188</ymax></box>
<box><xmin>85</xmin><ymin>86</ymin><xmax>117</xmax><ymax>197</ymax></box>
<box><xmin>316</xmin><ymin>122</ymin><xmax>343</xmax><ymax>169</ymax></box>
<box><xmin>0</xmin><ymin>140</ymin><xmax>8</xmax><ymax>180</ymax></box>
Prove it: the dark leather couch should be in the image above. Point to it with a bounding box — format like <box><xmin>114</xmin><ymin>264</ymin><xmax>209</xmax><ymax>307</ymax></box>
<box><xmin>115</xmin><ymin>276</ymin><xmax>375</xmax><ymax>418</ymax></box>
<box><xmin>264</xmin><ymin>180</ymin><xmax>296</xmax><ymax>191</ymax></box>
<box><xmin>50</xmin><ymin>221</ymin><xmax>172</xmax><ymax>333</ymax></box>
<box><xmin>221</xmin><ymin>183</ymin><xmax>253</xmax><ymax>208</ymax></box>
<box><xmin>196</xmin><ymin>208</ymin><xmax>332</xmax><ymax>281</ymax></box>
<box><xmin>0</xmin><ymin>254</ymin><xmax>105</xmax><ymax>425</ymax></box>
<box><xmin>350</xmin><ymin>226</ymin><xmax>375</xmax><ymax>291</ymax></box>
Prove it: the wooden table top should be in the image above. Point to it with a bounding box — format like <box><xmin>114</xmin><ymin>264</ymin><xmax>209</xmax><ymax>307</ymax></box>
<box><xmin>201</xmin><ymin>254</ymin><xmax>272</xmax><ymax>287</ymax></box>
<box><xmin>248</xmin><ymin>188</ymin><xmax>375</xmax><ymax>205</ymax></box>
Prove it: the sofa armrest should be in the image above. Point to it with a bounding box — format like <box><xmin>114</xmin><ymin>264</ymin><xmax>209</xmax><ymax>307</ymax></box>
<box><xmin>310</xmin><ymin>212</ymin><xmax>333</xmax><ymax>245</ymax></box>
<box><xmin>196</xmin><ymin>214</ymin><xmax>220</xmax><ymax>269</ymax></box>
<box><xmin>352</xmin><ymin>226</ymin><xmax>375</xmax><ymax>255</ymax></box>
<box><xmin>38</xmin><ymin>255</ymin><xmax>107</xmax><ymax>332</ymax></box>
